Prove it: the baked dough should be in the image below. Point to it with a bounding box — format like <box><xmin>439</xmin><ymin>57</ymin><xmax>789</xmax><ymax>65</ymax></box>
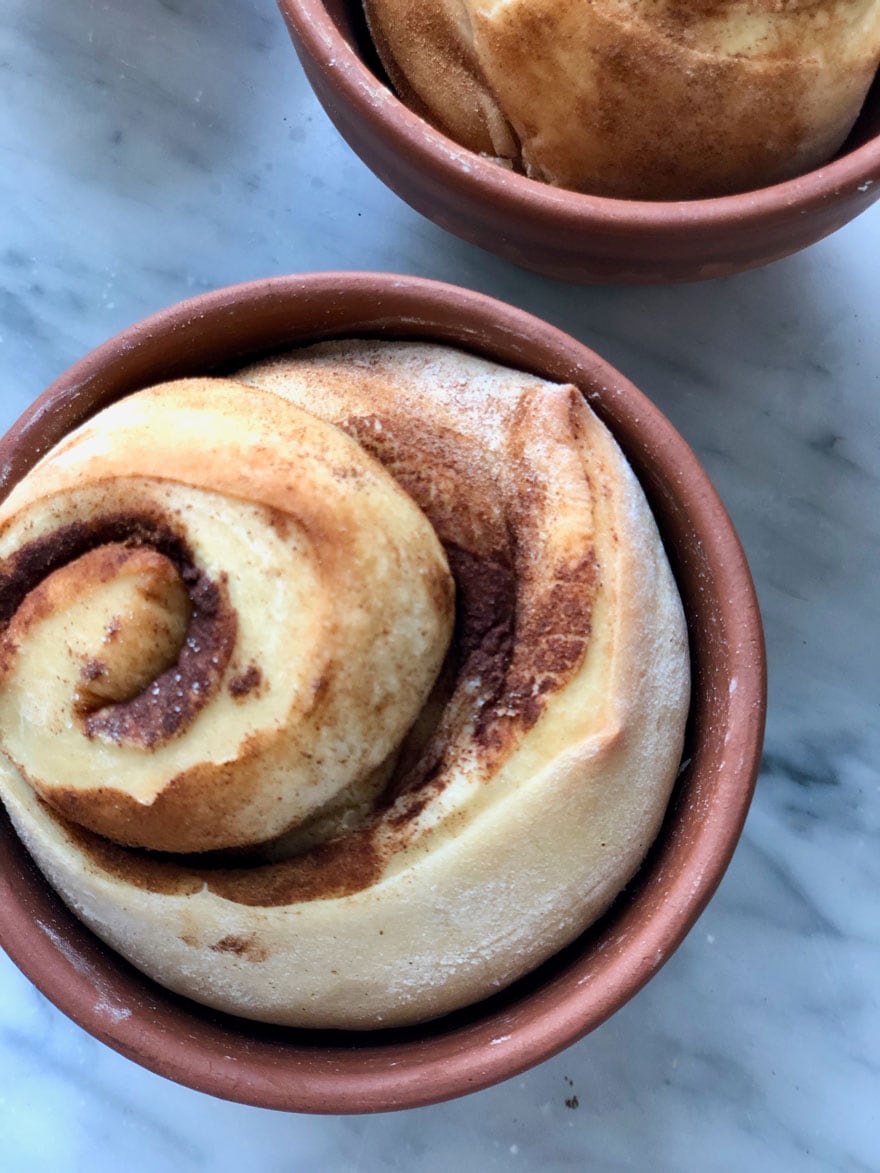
<box><xmin>364</xmin><ymin>0</ymin><xmax>880</xmax><ymax>199</ymax></box>
<box><xmin>0</xmin><ymin>380</ymin><xmax>454</xmax><ymax>851</ymax></box>
<box><xmin>0</xmin><ymin>343</ymin><xmax>690</xmax><ymax>1028</ymax></box>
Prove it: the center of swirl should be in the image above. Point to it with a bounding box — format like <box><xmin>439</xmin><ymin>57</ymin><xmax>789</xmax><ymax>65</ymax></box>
<box><xmin>69</xmin><ymin>546</ymin><xmax>192</xmax><ymax>714</ymax></box>
<box><xmin>0</xmin><ymin>516</ymin><xmax>237</xmax><ymax>752</ymax></box>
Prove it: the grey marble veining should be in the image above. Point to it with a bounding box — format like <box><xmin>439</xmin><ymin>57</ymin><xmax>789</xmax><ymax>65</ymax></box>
<box><xmin>1</xmin><ymin>1</ymin><xmax>878</xmax><ymax>1169</ymax></box>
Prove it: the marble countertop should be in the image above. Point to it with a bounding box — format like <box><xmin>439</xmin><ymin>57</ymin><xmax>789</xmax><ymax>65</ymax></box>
<box><xmin>1</xmin><ymin>2</ymin><xmax>878</xmax><ymax>1169</ymax></box>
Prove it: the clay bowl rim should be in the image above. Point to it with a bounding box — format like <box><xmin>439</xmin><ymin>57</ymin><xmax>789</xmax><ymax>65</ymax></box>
<box><xmin>278</xmin><ymin>0</ymin><xmax>880</xmax><ymax>230</ymax></box>
<box><xmin>0</xmin><ymin>273</ymin><xmax>766</xmax><ymax>1114</ymax></box>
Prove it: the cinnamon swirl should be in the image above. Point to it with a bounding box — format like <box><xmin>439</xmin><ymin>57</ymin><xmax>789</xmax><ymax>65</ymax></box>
<box><xmin>0</xmin><ymin>343</ymin><xmax>690</xmax><ymax>1028</ymax></box>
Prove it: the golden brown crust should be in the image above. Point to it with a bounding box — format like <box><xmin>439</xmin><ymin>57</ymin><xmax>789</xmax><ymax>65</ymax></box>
<box><xmin>366</xmin><ymin>0</ymin><xmax>521</xmax><ymax>158</ymax></box>
<box><xmin>364</xmin><ymin>0</ymin><xmax>880</xmax><ymax>198</ymax></box>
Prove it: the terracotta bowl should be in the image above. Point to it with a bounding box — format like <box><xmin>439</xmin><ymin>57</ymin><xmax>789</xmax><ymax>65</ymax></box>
<box><xmin>0</xmin><ymin>274</ymin><xmax>765</xmax><ymax>1111</ymax></box>
<box><xmin>277</xmin><ymin>0</ymin><xmax>880</xmax><ymax>284</ymax></box>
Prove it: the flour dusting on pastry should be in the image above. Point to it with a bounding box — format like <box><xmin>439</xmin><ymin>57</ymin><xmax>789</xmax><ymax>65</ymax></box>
<box><xmin>0</xmin><ymin>343</ymin><xmax>689</xmax><ymax>1029</ymax></box>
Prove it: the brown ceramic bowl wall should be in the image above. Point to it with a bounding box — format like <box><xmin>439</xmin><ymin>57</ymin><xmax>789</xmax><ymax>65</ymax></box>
<box><xmin>0</xmin><ymin>274</ymin><xmax>765</xmax><ymax>1111</ymax></box>
<box><xmin>277</xmin><ymin>0</ymin><xmax>880</xmax><ymax>284</ymax></box>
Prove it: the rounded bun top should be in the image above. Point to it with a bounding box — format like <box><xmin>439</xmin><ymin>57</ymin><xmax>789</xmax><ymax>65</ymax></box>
<box><xmin>0</xmin><ymin>343</ymin><xmax>690</xmax><ymax>1028</ymax></box>
<box><xmin>365</xmin><ymin>0</ymin><xmax>880</xmax><ymax>198</ymax></box>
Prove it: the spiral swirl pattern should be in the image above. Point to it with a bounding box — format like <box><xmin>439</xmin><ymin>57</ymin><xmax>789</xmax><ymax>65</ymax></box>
<box><xmin>0</xmin><ymin>343</ymin><xmax>689</xmax><ymax>1028</ymax></box>
<box><xmin>0</xmin><ymin>379</ymin><xmax>454</xmax><ymax>853</ymax></box>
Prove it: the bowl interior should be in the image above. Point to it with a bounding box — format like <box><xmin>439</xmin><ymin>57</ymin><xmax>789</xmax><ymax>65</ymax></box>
<box><xmin>0</xmin><ymin>275</ymin><xmax>766</xmax><ymax>1112</ymax></box>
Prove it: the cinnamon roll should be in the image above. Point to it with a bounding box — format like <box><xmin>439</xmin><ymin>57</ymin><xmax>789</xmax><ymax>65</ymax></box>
<box><xmin>0</xmin><ymin>344</ymin><xmax>690</xmax><ymax>1029</ymax></box>
<box><xmin>0</xmin><ymin>379</ymin><xmax>454</xmax><ymax>853</ymax></box>
<box><xmin>363</xmin><ymin>0</ymin><xmax>880</xmax><ymax>199</ymax></box>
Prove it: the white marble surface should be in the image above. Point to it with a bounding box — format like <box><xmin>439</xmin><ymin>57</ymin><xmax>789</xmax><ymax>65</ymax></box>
<box><xmin>1</xmin><ymin>1</ymin><xmax>878</xmax><ymax>1168</ymax></box>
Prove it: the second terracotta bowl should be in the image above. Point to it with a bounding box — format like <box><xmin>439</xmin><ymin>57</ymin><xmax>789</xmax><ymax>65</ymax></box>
<box><xmin>278</xmin><ymin>0</ymin><xmax>880</xmax><ymax>284</ymax></box>
<box><xmin>0</xmin><ymin>274</ymin><xmax>765</xmax><ymax>1111</ymax></box>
